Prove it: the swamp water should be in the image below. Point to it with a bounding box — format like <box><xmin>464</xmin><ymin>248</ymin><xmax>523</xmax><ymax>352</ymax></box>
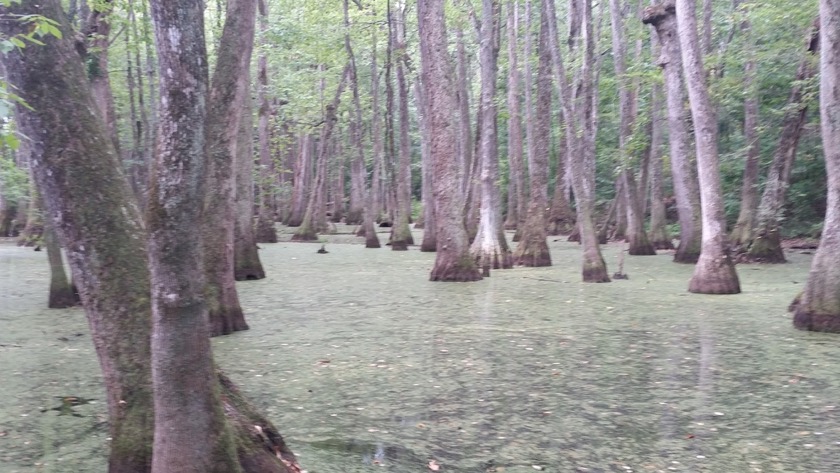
<box><xmin>1</xmin><ymin>227</ymin><xmax>838</xmax><ymax>473</ymax></box>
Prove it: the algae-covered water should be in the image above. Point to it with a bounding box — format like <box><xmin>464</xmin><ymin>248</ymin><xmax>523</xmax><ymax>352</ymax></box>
<box><xmin>1</xmin><ymin>228</ymin><xmax>839</xmax><ymax>473</ymax></box>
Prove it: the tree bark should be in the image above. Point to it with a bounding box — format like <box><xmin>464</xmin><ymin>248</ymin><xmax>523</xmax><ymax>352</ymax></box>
<box><xmin>609</xmin><ymin>0</ymin><xmax>656</xmax><ymax>255</ymax></box>
<box><xmin>643</xmin><ymin>1</ymin><xmax>702</xmax><ymax>264</ymax></box>
<box><xmin>504</xmin><ymin>1</ymin><xmax>526</xmax><ymax>231</ymax></box>
<box><xmin>513</xmin><ymin>1</ymin><xmax>552</xmax><ymax>267</ymax></box>
<box><xmin>286</xmin><ymin>134</ymin><xmax>312</xmax><ymax>227</ymax></box>
<box><xmin>415</xmin><ymin>81</ymin><xmax>437</xmax><ymax>252</ymax></box>
<box><xmin>204</xmin><ymin>0</ymin><xmax>257</xmax><ymax>336</ymax></box>
<box><xmin>675</xmin><ymin>0</ymin><xmax>741</xmax><ymax>294</ymax></box>
<box><xmin>44</xmin><ymin>217</ymin><xmax>78</xmax><ymax>308</ymax></box>
<box><xmin>648</xmin><ymin>75</ymin><xmax>674</xmax><ymax>249</ymax></box>
<box><xmin>233</xmin><ymin>91</ymin><xmax>267</xmax><ymax>281</ymax></box>
<box><xmin>391</xmin><ymin>4</ymin><xmax>414</xmax><ymax>250</ymax></box>
<box><xmin>255</xmin><ymin>0</ymin><xmax>279</xmax><ymax>243</ymax></box>
<box><xmin>470</xmin><ymin>0</ymin><xmax>512</xmax><ymax>274</ymax></box>
<box><xmin>745</xmin><ymin>27</ymin><xmax>818</xmax><ymax>263</ymax></box>
<box><xmin>418</xmin><ymin>0</ymin><xmax>482</xmax><ymax>281</ymax></box>
<box><xmin>84</xmin><ymin>0</ymin><xmax>121</xmax><ymax>158</ymax></box>
<box><xmin>794</xmin><ymin>0</ymin><xmax>840</xmax><ymax>332</ymax></box>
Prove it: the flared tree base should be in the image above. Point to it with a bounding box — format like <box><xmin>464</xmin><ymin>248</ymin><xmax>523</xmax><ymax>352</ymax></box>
<box><xmin>420</xmin><ymin>237</ymin><xmax>436</xmax><ymax>252</ymax></box>
<box><xmin>290</xmin><ymin>229</ymin><xmax>318</xmax><ymax>242</ymax></box>
<box><xmin>430</xmin><ymin>255</ymin><xmax>483</xmax><ymax>282</ymax></box>
<box><xmin>513</xmin><ymin>243</ymin><xmax>552</xmax><ymax>267</ymax></box>
<box><xmin>583</xmin><ymin>260</ymin><xmax>611</xmax><ymax>283</ymax></box>
<box><xmin>793</xmin><ymin>308</ymin><xmax>840</xmax><ymax>333</ymax></box>
<box><xmin>652</xmin><ymin>238</ymin><xmax>675</xmax><ymax>250</ymax></box>
<box><xmin>567</xmin><ymin>226</ymin><xmax>581</xmax><ymax>242</ymax></box>
<box><xmin>674</xmin><ymin>238</ymin><xmax>701</xmax><ymax>264</ymax></box>
<box><xmin>211</xmin><ymin>307</ymin><xmax>250</xmax><ymax>337</ymax></box>
<box><xmin>745</xmin><ymin>232</ymin><xmax>786</xmax><ymax>263</ymax></box>
<box><xmin>365</xmin><ymin>235</ymin><xmax>381</xmax><ymax>248</ymax></box>
<box><xmin>255</xmin><ymin>220</ymin><xmax>278</xmax><ymax>244</ymax></box>
<box><xmin>688</xmin><ymin>255</ymin><xmax>741</xmax><ymax>294</ymax></box>
<box><xmin>628</xmin><ymin>240</ymin><xmax>657</xmax><ymax>256</ymax></box>
<box><xmin>391</xmin><ymin>241</ymin><xmax>409</xmax><ymax>251</ymax></box>
<box><xmin>345</xmin><ymin>209</ymin><xmax>364</xmax><ymax>225</ymax></box>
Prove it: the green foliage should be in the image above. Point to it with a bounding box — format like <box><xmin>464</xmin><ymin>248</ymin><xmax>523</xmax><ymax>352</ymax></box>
<box><xmin>0</xmin><ymin>149</ymin><xmax>28</xmax><ymax>205</ymax></box>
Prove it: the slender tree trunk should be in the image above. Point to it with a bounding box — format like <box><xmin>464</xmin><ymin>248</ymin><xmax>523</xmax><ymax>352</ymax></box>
<box><xmin>648</xmin><ymin>76</ymin><xmax>674</xmax><ymax>249</ymax></box>
<box><xmin>85</xmin><ymin>0</ymin><xmax>121</xmax><ymax>158</ymax></box>
<box><xmin>546</xmin><ymin>0</ymin><xmax>609</xmax><ymax>281</ymax></box>
<box><xmin>675</xmin><ymin>0</ymin><xmax>740</xmax><ymax>294</ymax></box>
<box><xmin>470</xmin><ymin>0</ymin><xmax>512</xmax><ymax>274</ymax></box>
<box><xmin>292</xmin><ymin>65</ymin><xmax>350</xmax><ymax>241</ymax></box>
<box><xmin>415</xmin><ymin>81</ymin><xmax>437</xmax><ymax>252</ymax></box>
<box><xmin>418</xmin><ymin>0</ymin><xmax>482</xmax><ymax>281</ymax></box>
<box><xmin>644</xmin><ymin>1</ymin><xmax>702</xmax><ymax>263</ymax></box>
<box><xmin>513</xmin><ymin>1</ymin><xmax>552</xmax><ymax>267</ymax></box>
<box><xmin>233</xmin><ymin>91</ymin><xmax>266</xmax><ymax>281</ymax></box>
<box><xmin>391</xmin><ymin>4</ymin><xmax>414</xmax><ymax>250</ymax></box>
<box><xmin>455</xmin><ymin>25</ymin><xmax>474</xmax><ymax>196</ymax></box>
<box><xmin>504</xmin><ymin>1</ymin><xmax>526</xmax><ymax>231</ymax></box>
<box><xmin>203</xmin><ymin>0</ymin><xmax>258</xmax><ymax>336</ymax></box>
<box><xmin>609</xmin><ymin>0</ymin><xmax>655</xmax><ymax>255</ymax></box>
<box><xmin>730</xmin><ymin>14</ymin><xmax>761</xmax><ymax>247</ymax></box>
<box><xmin>794</xmin><ymin>0</ymin><xmax>840</xmax><ymax>332</ymax></box>
<box><xmin>255</xmin><ymin>0</ymin><xmax>278</xmax><ymax>243</ymax></box>
<box><xmin>286</xmin><ymin>134</ymin><xmax>311</xmax><ymax>227</ymax></box>
<box><xmin>745</xmin><ymin>29</ymin><xmax>818</xmax><ymax>263</ymax></box>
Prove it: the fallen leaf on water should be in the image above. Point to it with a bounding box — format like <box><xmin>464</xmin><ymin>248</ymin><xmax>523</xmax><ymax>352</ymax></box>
<box><xmin>429</xmin><ymin>459</ymin><xmax>441</xmax><ymax>471</ymax></box>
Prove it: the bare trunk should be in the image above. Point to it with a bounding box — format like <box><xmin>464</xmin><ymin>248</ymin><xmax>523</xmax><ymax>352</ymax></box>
<box><xmin>233</xmin><ymin>91</ymin><xmax>266</xmax><ymax>281</ymax></box>
<box><xmin>255</xmin><ymin>0</ymin><xmax>278</xmax><ymax>243</ymax></box>
<box><xmin>504</xmin><ymin>2</ymin><xmax>526</xmax><ymax>231</ymax></box>
<box><xmin>648</xmin><ymin>77</ymin><xmax>674</xmax><ymax>249</ymax></box>
<box><xmin>794</xmin><ymin>0</ymin><xmax>840</xmax><ymax>332</ymax></box>
<box><xmin>513</xmin><ymin>1</ymin><xmax>552</xmax><ymax>267</ymax></box>
<box><xmin>548</xmin><ymin>121</ymin><xmax>575</xmax><ymax>235</ymax></box>
<box><xmin>676</xmin><ymin>0</ymin><xmax>741</xmax><ymax>294</ymax></box>
<box><xmin>730</xmin><ymin>16</ymin><xmax>761</xmax><ymax>247</ymax></box>
<box><xmin>644</xmin><ymin>1</ymin><xmax>702</xmax><ymax>263</ymax></box>
<box><xmin>470</xmin><ymin>0</ymin><xmax>512</xmax><ymax>274</ymax></box>
<box><xmin>85</xmin><ymin>0</ymin><xmax>121</xmax><ymax>158</ymax></box>
<box><xmin>610</xmin><ymin>0</ymin><xmax>655</xmax><ymax>255</ymax></box>
<box><xmin>392</xmin><ymin>5</ymin><xmax>414</xmax><ymax>250</ymax></box>
<box><xmin>44</xmin><ymin>218</ymin><xmax>78</xmax><ymax>308</ymax></box>
<box><xmin>415</xmin><ymin>81</ymin><xmax>437</xmax><ymax>252</ymax></box>
<box><xmin>418</xmin><ymin>0</ymin><xmax>482</xmax><ymax>281</ymax></box>
<box><xmin>286</xmin><ymin>134</ymin><xmax>312</xmax><ymax>227</ymax></box>
<box><xmin>455</xmin><ymin>26</ymin><xmax>474</xmax><ymax>196</ymax></box>
<box><xmin>203</xmin><ymin>0</ymin><xmax>258</xmax><ymax>336</ymax></box>
<box><xmin>746</xmin><ymin>29</ymin><xmax>817</xmax><ymax>263</ymax></box>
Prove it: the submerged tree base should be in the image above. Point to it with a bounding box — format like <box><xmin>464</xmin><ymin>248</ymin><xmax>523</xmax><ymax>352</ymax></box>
<box><xmin>211</xmin><ymin>308</ymin><xmax>250</xmax><ymax>337</ymax></box>
<box><xmin>688</xmin><ymin>255</ymin><xmax>741</xmax><ymax>294</ymax></box>
<box><xmin>255</xmin><ymin>220</ymin><xmax>279</xmax><ymax>244</ymax></box>
<box><xmin>583</xmin><ymin>259</ymin><xmax>611</xmax><ymax>283</ymax></box>
<box><xmin>430</xmin><ymin>255</ymin><xmax>483</xmax><ymax>282</ymax></box>
<box><xmin>290</xmin><ymin>230</ymin><xmax>319</xmax><ymax>242</ymax></box>
<box><xmin>793</xmin><ymin>308</ymin><xmax>840</xmax><ymax>333</ymax></box>
<box><xmin>235</xmin><ymin>267</ymin><xmax>266</xmax><ymax>281</ymax></box>
<box><xmin>652</xmin><ymin>238</ymin><xmax>675</xmax><ymax>250</ymax></box>
<box><xmin>514</xmin><ymin>245</ymin><xmax>552</xmax><ymax>267</ymax></box>
<box><xmin>745</xmin><ymin>232</ymin><xmax>787</xmax><ymax>263</ymax></box>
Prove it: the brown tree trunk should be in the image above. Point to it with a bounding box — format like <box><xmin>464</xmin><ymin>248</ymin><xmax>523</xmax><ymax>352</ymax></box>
<box><xmin>643</xmin><ymin>1</ymin><xmax>702</xmax><ymax>264</ymax></box>
<box><xmin>470</xmin><ymin>0</ymin><xmax>512</xmax><ymax>274</ymax></box>
<box><xmin>204</xmin><ymin>0</ymin><xmax>257</xmax><ymax>336</ymax></box>
<box><xmin>610</xmin><ymin>0</ymin><xmax>656</xmax><ymax>255</ymax></box>
<box><xmin>648</xmin><ymin>74</ymin><xmax>675</xmax><ymax>249</ymax></box>
<box><xmin>292</xmin><ymin>65</ymin><xmax>350</xmax><ymax>242</ymax></box>
<box><xmin>675</xmin><ymin>0</ymin><xmax>741</xmax><ymax>294</ymax></box>
<box><xmin>255</xmin><ymin>0</ymin><xmax>279</xmax><ymax>243</ymax></box>
<box><xmin>418</xmin><ymin>0</ymin><xmax>482</xmax><ymax>281</ymax></box>
<box><xmin>504</xmin><ymin>1</ymin><xmax>526</xmax><ymax>231</ymax></box>
<box><xmin>391</xmin><ymin>4</ymin><xmax>414</xmax><ymax>250</ymax></box>
<box><xmin>545</xmin><ymin>0</ymin><xmax>609</xmax><ymax>281</ymax></box>
<box><xmin>745</xmin><ymin>28</ymin><xmax>818</xmax><ymax>263</ymax></box>
<box><xmin>455</xmin><ymin>24</ymin><xmax>474</xmax><ymax>197</ymax></box>
<box><xmin>730</xmin><ymin>14</ymin><xmax>761</xmax><ymax>248</ymax></box>
<box><xmin>84</xmin><ymin>0</ymin><xmax>121</xmax><ymax>158</ymax></box>
<box><xmin>416</xmin><ymin>80</ymin><xmax>437</xmax><ymax>252</ymax></box>
<box><xmin>286</xmin><ymin>134</ymin><xmax>312</xmax><ymax>227</ymax></box>
<box><xmin>548</xmin><ymin>121</ymin><xmax>575</xmax><ymax>236</ymax></box>
<box><xmin>794</xmin><ymin>0</ymin><xmax>840</xmax><ymax>332</ymax></box>
<box><xmin>513</xmin><ymin>1</ymin><xmax>552</xmax><ymax>267</ymax></box>
<box><xmin>234</xmin><ymin>91</ymin><xmax>266</xmax><ymax>281</ymax></box>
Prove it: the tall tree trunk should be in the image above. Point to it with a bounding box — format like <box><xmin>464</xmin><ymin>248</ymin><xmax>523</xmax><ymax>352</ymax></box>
<box><xmin>455</xmin><ymin>24</ymin><xmax>474</xmax><ymax>196</ymax></box>
<box><xmin>292</xmin><ymin>65</ymin><xmax>350</xmax><ymax>241</ymax></box>
<box><xmin>415</xmin><ymin>81</ymin><xmax>437</xmax><ymax>252</ymax></box>
<box><xmin>729</xmin><ymin>13</ymin><xmax>761</xmax><ymax>248</ymax></box>
<box><xmin>234</xmin><ymin>91</ymin><xmax>266</xmax><ymax>281</ymax></box>
<box><xmin>147</xmin><ymin>1</ymin><xmax>243</xmax><ymax>469</ymax></box>
<box><xmin>255</xmin><ymin>0</ymin><xmax>279</xmax><ymax>243</ymax></box>
<box><xmin>470</xmin><ymin>0</ymin><xmax>512</xmax><ymax>274</ymax></box>
<box><xmin>548</xmin><ymin>122</ymin><xmax>575</xmax><ymax>236</ymax></box>
<box><xmin>648</xmin><ymin>76</ymin><xmax>674</xmax><ymax>249</ymax></box>
<box><xmin>745</xmin><ymin>28</ymin><xmax>818</xmax><ymax>263</ymax></box>
<box><xmin>392</xmin><ymin>4</ymin><xmax>414</xmax><ymax>250</ymax></box>
<box><xmin>643</xmin><ymin>1</ymin><xmax>702</xmax><ymax>264</ymax></box>
<box><xmin>203</xmin><ymin>0</ymin><xmax>258</xmax><ymax>336</ymax></box>
<box><xmin>794</xmin><ymin>0</ymin><xmax>840</xmax><ymax>333</ymax></box>
<box><xmin>513</xmin><ymin>1</ymin><xmax>552</xmax><ymax>267</ymax></box>
<box><xmin>609</xmin><ymin>0</ymin><xmax>656</xmax><ymax>255</ymax></box>
<box><xmin>546</xmin><ymin>0</ymin><xmax>610</xmax><ymax>281</ymax></box>
<box><xmin>418</xmin><ymin>0</ymin><xmax>482</xmax><ymax>282</ymax></box>
<box><xmin>84</xmin><ymin>0</ymin><xmax>121</xmax><ymax>158</ymax></box>
<box><xmin>675</xmin><ymin>0</ymin><xmax>740</xmax><ymax>294</ymax></box>
<box><xmin>504</xmin><ymin>1</ymin><xmax>526</xmax><ymax>231</ymax></box>
<box><xmin>286</xmin><ymin>134</ymin><xmax>311</xmax><ymax>227</ymax></box>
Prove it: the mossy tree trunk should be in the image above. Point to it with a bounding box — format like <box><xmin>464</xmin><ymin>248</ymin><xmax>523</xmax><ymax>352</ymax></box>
<box><xmin>794</xmin><ymin>0</ymin><xmax>840</xmax><ymax>333</ymax></box>
<box><xmin>513</xmin><ymin>2</ymin><xmax>552</xmax><ymax>268</ymax></box>
<box><xmin>203</xmin><ymin>0</ymin><xmax>257</xmax><ymax>336</ymax></box>
<box><xmin>504</xmin><ymin>1</ymin><xmax>526</xmax><ymax>232</ymax></box>
<box><xmin>644</xmin><ymin>1</ymin><xmax>702</xmax><ymax>264</ymax></box>
<box><xmin>44</xmin><ymin>219</ymin><xmax>77</xmax><ymax>309</ymax></box>
<box><xmin>648</xmin><ymin>73</ymin><xmax>675</xmax><ymax>250</ymax></box>
<box><xmin>470</xmin><ymin>0</ymin><xmax>513</xmax><ymax>274</ymax></box>
<box><xmin>4</xmin><ymin>3</ymin><xmax>303</xmax><ymax>472</ymax></box>
<box><xmin>418</xmin><ymin>0</ymin><xmax>482</xmax><ymax>282</ymax></box>
<box><xmin>675</xmin><ymin>0</ymin><xmax>741</xmax><ymax>294</ymax></box>
<box><xmin>416</xmin><ymin>81</ymin><xmax>437</xmax><ymax>252</ymax></box>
